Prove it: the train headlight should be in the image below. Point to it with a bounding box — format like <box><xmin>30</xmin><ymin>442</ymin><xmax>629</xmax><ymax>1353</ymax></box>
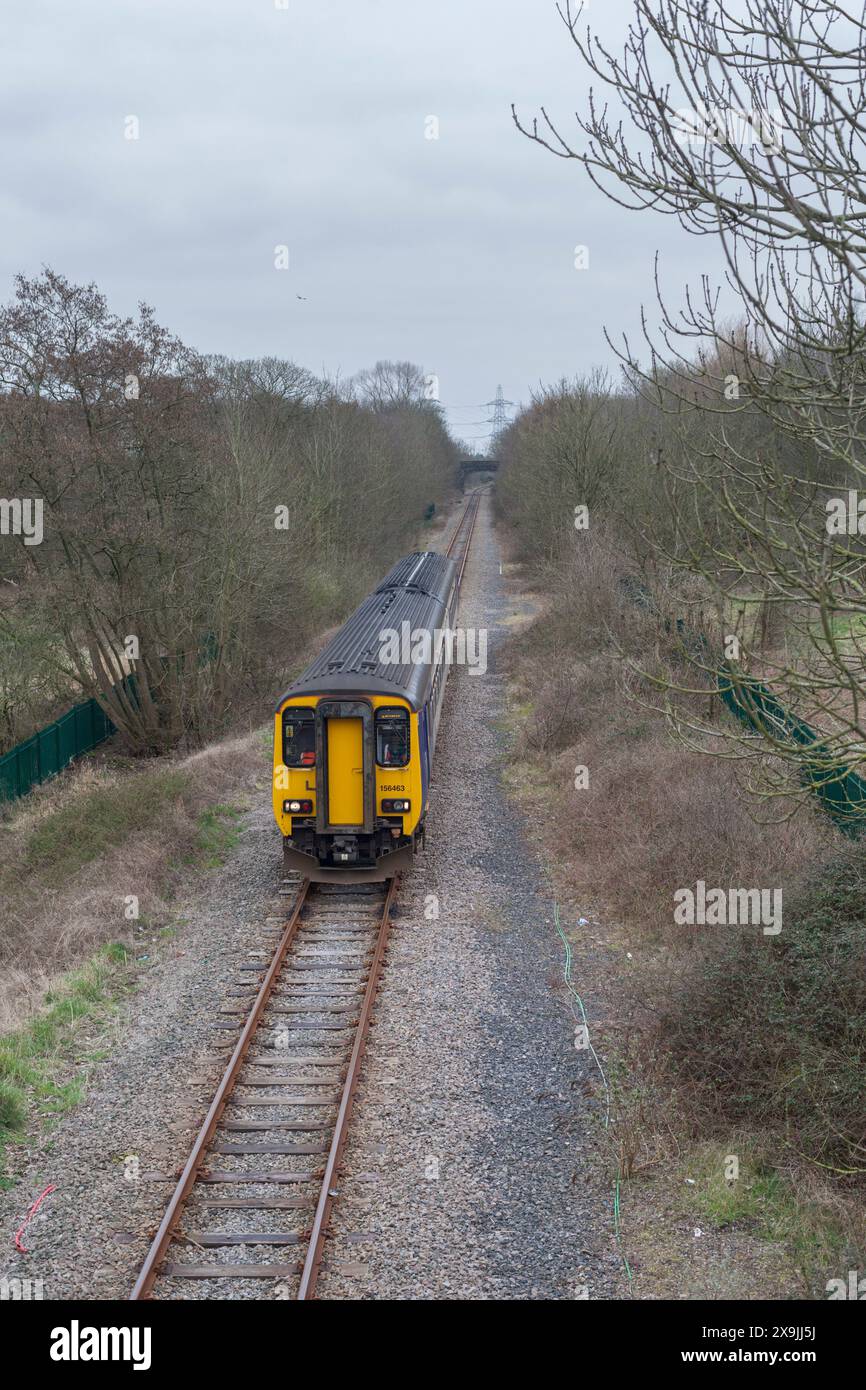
<box><xmin>284</xmin><ymin>799</ymin><xmax>313</xmax><ymax>814</ymax></box>
<box><xmin>382</xmin><ymin>798</ymin><xmax>410</xmax><ymax>813</ymax></box>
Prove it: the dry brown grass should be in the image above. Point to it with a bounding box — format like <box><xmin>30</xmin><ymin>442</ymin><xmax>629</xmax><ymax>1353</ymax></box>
<box><xmin>503</xmin><ymin>528</ymin><xmax>865</xmax><ymax>1282</ymax></box>
<box><xmin>508</xmin><ymin>533</ymin><xmax>832</xmax><ymax>942</ymax></box>
<box><xmin>551</xmin><ymin>727</ymin><xmax>829</xmax><ymax>944</ymax></box>
<box><xmin>0</xmin><ymin>732</ymin><xmax>267</xmax><ymax>1033</ymax></box>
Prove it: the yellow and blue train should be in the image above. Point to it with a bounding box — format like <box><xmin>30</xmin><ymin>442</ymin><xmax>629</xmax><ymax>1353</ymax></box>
<box><xmin>273</xmin><ymin>551</ymin><xmax>458</xmax><ymax>880</ymax></box>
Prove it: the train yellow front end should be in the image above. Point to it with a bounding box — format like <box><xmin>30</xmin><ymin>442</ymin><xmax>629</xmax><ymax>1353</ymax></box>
<box><xmin>273</xmin><ymin>694</ymin><xmax>423</xmax><ymax>878</ymax></box>
<box><xmin>272</xmin><ymin>551</ymin><xmax>457</xmax><ymax>880</ymax></box>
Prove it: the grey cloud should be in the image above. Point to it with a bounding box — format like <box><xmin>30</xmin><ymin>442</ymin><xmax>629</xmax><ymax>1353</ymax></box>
<box><xmin>0</xmin><ymin>0</ymin><xmax>733</xmax><ymax>444</ymax></box>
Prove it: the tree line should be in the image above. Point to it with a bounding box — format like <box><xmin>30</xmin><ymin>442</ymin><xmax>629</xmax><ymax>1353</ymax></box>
<box><xmin>0</xmin><ymin>269</ymin><xmax>457</xmax><ymax>754</ymax></box>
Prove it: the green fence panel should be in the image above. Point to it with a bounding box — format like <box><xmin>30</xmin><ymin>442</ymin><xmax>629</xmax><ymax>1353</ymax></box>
<box><xmin>0</xmin><ymin>671</ymin><xmax>151</xmax><ymax>805</ymax></box>
<box><xmin>73</xmin><ymin>703</ymin><xmax>92</xmax><ymax>754</ymax></box>
<box><xmin>617</xmin><ymin>575</ymin><xmax>866</xmax><ymax>839</ymax></box>
<box><xmin>0</xmin><ymin>672</ymin><xmax>142</xmax><ymax>806</ymax></box>
<box><xmin>14</xmin><ymin>735</ymin><xmax>39</xmax><ymax>798</ymax></box>
<box><xmin>0</xmin><ymin>686</ymin><xmax>131</xmax><ymax>805</ymax></box>
<box><xmin>719</xmin><ymin>665</ymin><xmax>866</xmax><ymax>837</ymax></box>
<box><xmin>94</xmin><ymin>700</ymin><xmax>113</xmax><ymax>743</ymax></box>
<box><xmin>35</xmin><ymin>723</ymin><xmax>60</xmax><ymax>781</ymax></box>
<box><xmin>56</xmin><ymin>708</ymin><xmax>78</xmax><ymax>768</ymax></box>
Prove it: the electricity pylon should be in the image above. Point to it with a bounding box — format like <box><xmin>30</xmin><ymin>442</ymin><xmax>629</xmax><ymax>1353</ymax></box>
<box><xmin>482</xmin><ymin>385</ymin><xmax>513</xmax><ymax>438</ymax></box>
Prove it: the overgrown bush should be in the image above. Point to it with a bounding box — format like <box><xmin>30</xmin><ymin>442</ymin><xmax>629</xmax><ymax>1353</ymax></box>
<box><xmin>663</xmin><ymin>845</ymin><xmax>866</xmax><ymax>1179</ymax></box>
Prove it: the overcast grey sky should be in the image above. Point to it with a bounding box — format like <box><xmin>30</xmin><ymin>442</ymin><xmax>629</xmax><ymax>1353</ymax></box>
<box><xmin>0</xmin><ymin>0</ymin><xmax>728</xmax><ymax>448</ymax></box>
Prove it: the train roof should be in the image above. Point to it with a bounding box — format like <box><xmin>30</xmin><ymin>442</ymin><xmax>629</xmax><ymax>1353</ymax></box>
<box><xmin>276</xmin><ymin>551</ymin><xmax>457</xmax><ymax>711</ymax></box>
<box><xmin>374</xmin><ymin>551</ymin><xmax>455</xmax><ymax>602</ymax></box>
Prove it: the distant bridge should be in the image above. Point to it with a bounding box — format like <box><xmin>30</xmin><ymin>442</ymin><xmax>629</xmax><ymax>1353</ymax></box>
<box><xmin>458</xmin><ymin>457</ymin><xmax>499</xmax><ymax>488</ymax></box>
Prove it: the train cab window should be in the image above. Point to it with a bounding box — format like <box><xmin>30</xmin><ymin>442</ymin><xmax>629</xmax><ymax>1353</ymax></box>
<box><xmin>376</xmin><ymin>707</ymin><xmax>409</xmax><ymax>767</ymax></box>
<box><xmin>283</xmin><ymin>709</ymin><xmax>316</xmax><ymax>767</ymax></box>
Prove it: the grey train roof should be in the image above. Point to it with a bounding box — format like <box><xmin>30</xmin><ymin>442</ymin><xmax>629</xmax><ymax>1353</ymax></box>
<box><xmin>277</xmin><ymin>552</ymin><xmax>457</xmax><ymax>711</ymax></box>
<box><xmin>374</xmin><ymin>551</ymin><xmax>455</xmax><ymax>602</ymax></box>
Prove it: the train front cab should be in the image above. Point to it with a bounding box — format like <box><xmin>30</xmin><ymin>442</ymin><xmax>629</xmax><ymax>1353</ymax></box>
<box><xmin>273</xmin><ymin>694</ymin><xmax>426</xmax><ymax>880</ymax></box>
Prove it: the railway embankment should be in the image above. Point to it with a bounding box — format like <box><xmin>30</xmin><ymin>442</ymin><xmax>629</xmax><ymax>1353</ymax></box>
<box><xmin>496</xmin><ymin>527</ymin><xmax>866</xmax><ymax>1299</ymax></box>
<box><xmin>0</xmin><ymin>508</ymin><xmax>455</xmax><ymax>1193</ymax></box>
<box><xmin>0</xmin><ymin>734</ymin><xmax>267</xmax><ymax>1177</ymax></box>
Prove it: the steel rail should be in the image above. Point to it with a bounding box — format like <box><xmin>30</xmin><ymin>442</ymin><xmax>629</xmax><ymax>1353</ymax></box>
<box><xmin>296</xmin><ymin>873</ymin><xmax>399</xmax><ymax>1299</ymax></box>
<box><xmin>130</xmin><ymin>878</ymin><xmax>312</xmax><ymax>1300</ymax></box>
<box><xmin>444</xmin><ymin>491</ymin><xmax>475</xmax><ymax>559</ymax></box>
<box><xmin>445</xmin><ymin>488</ymin><xmax>481</xmax><ymax>577</ymax></box>
<box><xmin>453</xmin><ymin>493</ymin><xmax>480</xmax><ymax>584</ymax></box>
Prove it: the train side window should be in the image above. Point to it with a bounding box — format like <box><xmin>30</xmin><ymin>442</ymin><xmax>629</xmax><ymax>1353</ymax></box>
<box><xmin>283</xmin><ymin>709</ymin><xmax>316</xmax><ymax>766</ymax></box>
<box><xmin>376</xmin><ymin>707</ymin><xmax>410</xmax><ymax>767</ymax></box>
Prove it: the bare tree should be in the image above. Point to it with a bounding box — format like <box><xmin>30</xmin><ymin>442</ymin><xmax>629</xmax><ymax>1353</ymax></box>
<box><xmin>0</xmin><ymin>270</ymin><xmax>223</xmax><ymax>750</ymax></box>
<box><xmin>0</xmin><ymin>276</ymin><xmax>458</xmax><ymax>753</ymax></box>
<box><xmin>514</xmin><ymin>1</ymin><xmax>866</xmax><ymax>807</ymax></box>
<box><xmin>352</xmin><ymin>359</ymin><xmax>430</xmax><ymax>410</ymax></box>
<box><xmin>496</xmin><ymin>370</ymin><xmax>622</xmax><ymax>564</ymax></box>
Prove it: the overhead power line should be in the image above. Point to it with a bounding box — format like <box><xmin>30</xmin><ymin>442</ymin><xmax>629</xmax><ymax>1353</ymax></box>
<box><xmin>481</xmin><ymin>385</ymin><xmax>514</xmax><ymax>435</ymax></box>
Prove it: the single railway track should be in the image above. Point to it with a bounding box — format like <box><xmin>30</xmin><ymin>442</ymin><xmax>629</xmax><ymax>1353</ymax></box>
<box><xmin>131</xmin><ymin>875</ymin><xmax>398</xmax><ymax>1300</ymax></box>
<box><xmin>445</xmin><ymin>487</ymin><xmax>481</xmax><ymax>580</ymax></box>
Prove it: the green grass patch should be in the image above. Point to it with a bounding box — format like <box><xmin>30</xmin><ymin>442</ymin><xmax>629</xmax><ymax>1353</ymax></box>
<box><xmin>0</xmin><ymin>1080</ymin><xmax>27</xmax><ymax>1141</ymax></box>
<box><xmin>0</xmin><ymin>945</ymin><xmax>134</xmax><ymax>1183</ymax></box>
<box><xmin>686</xmin><ymin>1143</ymin><xmax>848</xmax><ymax>1279</ymax></box>
<box><xmin>193</xmin><ymin>803</ymin><xmax>243</xmax><ymax>868</ymax></box>
<box><xmin>21</xmin><ymin>768</ymin><xmax>188</xmax><ymax>886</ymax></box>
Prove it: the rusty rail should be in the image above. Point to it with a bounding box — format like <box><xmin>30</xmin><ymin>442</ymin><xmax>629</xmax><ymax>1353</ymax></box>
<box><xmin>445</xmin><ymin>488</ymin><xmax>481</xmax><ymax>581</ymax></box>
<box><xmin>297</xmin><ymin>873</ymin><xmax>399</xmax><ymax>1298</ymax></box>
<box><xmin>130</xmin><ymin>879</ymin><xmax>312</xmax><ymax>1299</ymax></box>
<box><xmin>130</xmin><ymin>878</ymin><xmax>398</xmax><ymax>1300</ymax></box>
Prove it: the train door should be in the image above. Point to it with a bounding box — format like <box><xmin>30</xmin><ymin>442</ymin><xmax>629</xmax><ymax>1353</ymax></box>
<box><xmin>418</xmin><ymin>706</ymin><xmax>430</xmax><ymax>809</ymax></box>
<box><xmin>327</xmin><ymin>716</ymin><xmax>363</xmax><ymax>824</ymax></box>
<box><xmin>316</xmin><ymin>699</ymin><xmax>374</xmax><ymax>832</ymax></box>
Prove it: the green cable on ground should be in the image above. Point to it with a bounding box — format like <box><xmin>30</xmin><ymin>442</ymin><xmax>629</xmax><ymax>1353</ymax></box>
<box><xmin>554</xmin><ymin>904</ymin><xmax>610</xmax><ymax>1127</ymax></box>
<box><xmin>554</xmin><ymin>903</ymin><xmax>634</xmax><ymax>1288</ymax></box>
